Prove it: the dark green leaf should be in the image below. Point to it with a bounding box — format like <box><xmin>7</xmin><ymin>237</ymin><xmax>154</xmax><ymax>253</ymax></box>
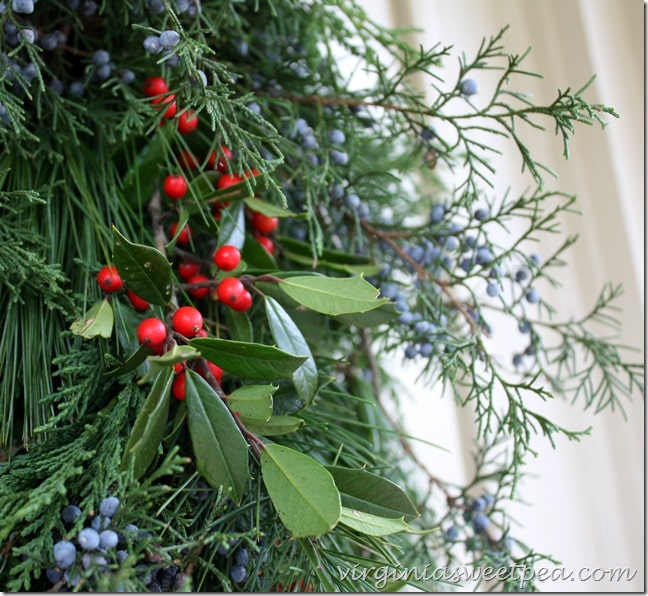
<box><xmin>120</xmin><ymin>129</ymin><xmax>172</xmax><ymax>205</ymax></box>
<box><xmin>185</xmin><ymin>370</ymin><xmax>250</xmax><ymax>503</ymax></box>
<box><xmin>260</xmin><ymin>444</ymin><xmax>341</xmax><ymax>537</ymax></box>
<box><xmin>243</xmin><ymin>415</ymin><xmax>304</xmax><ymax>436</ymax></box>
<box><xmin>242</xmin><ymin>233</ymin><xmax>277</xmax><ymax>269</ymax></box>
<box><xmin>326</xmin><ymin>466</ymin><xmax>419</xmax><ymax>519</ymax></box>
<box><xmin>265</xmin><ymin>297</ymin><xmax>318</xmax><ymax>404</ymax></box>
<box><xmin>113</xmin><ymin>227</ymin><xmax>173</xmax><ymax>306</ymax></box>
<box><xmin>277</xmin><ymin>236</ymin><xmax>370</xmax><ymax>265</ymax></box>
<box><xmin>227</xmin><ymin>384</ymin><xmax>276</xmax><ymax>421</ymax></box>
<box><xmin>335</xmin><ymin>301</ymin><xmax>401</xmax><ymax>327</ymax></box>
<box><xmin>189</xmin><ymin>337</ymin><xmax>308</xmax><ymax>380</ymax></box>
<box><xmin>244</xmin><ymin>197</ymin><xmax>299</xmax><ymax>218</ymax></box>
<box><xmin>70</xmin><ymin>299</ymin><xmax>114</xmax><ymax>339</ymax></box>
<box><xmin>224</xmin><ymin>308</ymin><xmax>253</xmax><ymax>343</ymax></box>
<box><xmin>104</xmin><ymin>344</ymin><xmax>151</xmax><ymax>379</ymax></box>
<box><xmin>120</xmin><ymin>368</ymin><xmax>173</xmax><ymax>478</ymax></box>
<box><xmin>279</xmin><ymin>275</ymin><xmax>388</xmax><ymax>316</ymax></box>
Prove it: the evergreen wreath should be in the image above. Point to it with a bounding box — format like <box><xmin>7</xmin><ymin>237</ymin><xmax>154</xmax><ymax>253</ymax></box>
<box><xmin>0</xmin><ymin>0</ymin><xmax>642</xmax><ymax>592</ymax></box>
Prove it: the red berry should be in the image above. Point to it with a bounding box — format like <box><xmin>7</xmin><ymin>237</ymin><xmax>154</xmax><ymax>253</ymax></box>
<box><xmin>178</xmin><ymin>261</ymin><xmax>200</xmax><ymax>280</ymax></box>
<box><xmin>172</xmin><ymin>306</ymin><xmax>204</xmax><ymax>337</ymax></box>
<box><xmin>245</xmin><ymin>168</ymin><xmax>261</xmax><ymax>178</ymax></box>
<box><xmin>231</xmin><ymin>289</ymin><xmax>253</xmax><ymax>312</ymax></box>
<box><xmin>143</xmin><ymin>76</ymin><xmax>169</xmax><ymax>97</ymax></box>
<box><xmin>216</xmin><ymin>277</ymin><xmax>246</xmax><ymax>308</ymax></box>
<box><xmin>256</xmin><ymin>235</ymin><xmax>274</xmax><ymax>255</ymax></box>
<box><xmin>177</xmin><ymin>149</ymin><xmax>199</xmax><ymax>171</ymax></box>
<box><xmin>152</xmin><ymin>93</ymin><xmax>177</xmax><ymax>119</ymax></box>
<box><xmin>195</xmin><ymin>328</ymin><xmax>209</xmax><ymax>338</ymax></box>
<box><xmin>97</xmin><ymin>265</ymin><xmax>123</xmax><ymax>293</ymax></box>
<box><xmin>172</xmin><ymin>372</ymin><xmax>186</xmax><ymax>401</ymax></box>
<box><xmin>178</xmin><ymin>260</ymin><xmax>200</xmax><ymax>281</ymax></box>
<box><xmin>217</xmin><ymin>173</ymin><xmax>243</xmax><ymax>190</ymax></box>
<box><xmin>169</xmin><ymin>221</ymin><xmax>192</xmax><ymax>245</ymax></box>
<box><xmin>127</xmin><ymin>290</ymin><xmax>149</xmax><ymax>311</ymax></box>
<box><xmin>213</xmin><ymin>245</ymin><xmax>241</xmax><ymax>271</ymax></box>
<box><xmin>208</xmin><ymin>145</ymin><xmax>233</xmax><ymax>172</ymax></box>
<box><xmin>250</xmin><ymin>211</ymin><xmax>278</xmax><ymax>234</ymax></box>
<box><xmin>137</xmin><ymin>317</ymin><xmax>167</xmax><ymax>348</ymax></box>
<box><xmin>163</xmin><ymin>174</ymin><xmax>188</xmax><ymax>200</ymax></box>
<box><xmin>187</xmin><ymin>274</ymin><xmax>210</xmax><ymax>299</ymax></box>
<box><xmin>177</xmin><ymin>109</ymin><xmax>199</xmax><ymax>134</ymax></box>
<box><xmin>173</xmin><ymin>361</ymin><xmax>185</xmax><ymax>374</ymax></box>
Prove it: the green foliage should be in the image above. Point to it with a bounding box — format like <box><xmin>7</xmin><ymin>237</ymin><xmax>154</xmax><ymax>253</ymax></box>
<box><xmin>0</xmin><ymin>0</ymin><xmax>641</xmax><ymax>592</ymax></box>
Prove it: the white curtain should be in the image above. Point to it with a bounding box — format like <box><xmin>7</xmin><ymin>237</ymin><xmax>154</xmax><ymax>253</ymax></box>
<box><xmin>355</xmin><ymin>0</ymin><xmax>644</xmax><ymax>591</ymax></box>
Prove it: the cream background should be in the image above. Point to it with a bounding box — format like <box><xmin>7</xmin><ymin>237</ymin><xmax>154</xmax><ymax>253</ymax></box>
<box><xmin>354</xmin><ymin>0</ymin><xmax>645</xmax><ymax>591</ymax></box>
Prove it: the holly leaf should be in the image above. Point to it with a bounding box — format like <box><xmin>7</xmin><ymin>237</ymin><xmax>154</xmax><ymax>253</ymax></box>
<box><xmin>242</xmin><ymin>233</ymin><xmax>277</xmax><ymax>269</ymax></box>
<box><xmin>227</xmin><ymin>384</ymin><xmax>276</xmax><ymax>421</ymax></box>
<box><xmin>339</xmin><ymin>507</ymin><xmax>433</xmax><ymax>537</ymax></box>
<box><xmin>244</xmin><ymin>197</ymin><xmax>299</xmax><ymax>218</ymax></box>
<box><xmin>224</xmin><ymin>308</ymin><xmax>253</xmax><ymax>343</ymax></box>
<box><xmin>189</xmin><ymin>337</ymin><xmax>307</xmax><ymax>380</ymax></box>
<box><xmin>112</xmin><ymin>227</ymin><xmax>173</xmax><ymax>306</ymax></box>
<box><xmin>243</xmin><ymin>415</ymin><xmax>304</xmax><ymax>436</ymax></box>
<box><xmin>104</xmin><ymin>344</ymin><xmax>151</xmax><ymax>378</ymax></box>
<box><xmin>326</xmin><ymin>466</ymin><xmax>419</xmax><ymax>519</ymax></box>
<box><xmin>184</xmin><ymin>370</ymin><xmax>250</xmax><ymax>503</ymax></box>
<box><xmin>217</xmin><ymin>201</ymin><xmax>246</xmax><ymax>249</ymax></box>
<box><xmin>265</xmin><ymin>297</ymin><xmax>318</xmax><ymax>404</ymax></box>
<box><xmin>120</xmin><ymin>128</ymin><xmax>172</xmax><ymax>205</ymax></box>
<box><xmin>70</xmin><ymin>299</ymin><xmax>114</xmax><ymax>339</ymax></box>
<box><xmin>120</xmin><ymin>368</ymin><xmax>173</xmax><ymax>479</ymax></box>
<box><xmin>335</xmin><ymin>301</ymin><xmax>401</xmax><ymax>327</ymax></box>
<box><xmin>279</xmin><ymin>275</ymin><xmax>388</xmax><ymax>316</ymax></box>
<box><xmin>260</xmin><ymin>444</ymin><xmax>341</xmax><ymax>537</ymax></box>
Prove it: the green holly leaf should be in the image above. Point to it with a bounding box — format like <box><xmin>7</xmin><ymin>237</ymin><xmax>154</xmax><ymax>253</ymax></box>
<box><xmin>224</xmin><ymin>308</ymin><xmax>253</xmax><ymax>343</ymax></box>
<box><xmin>185</xmin><ymin>370</ymin><xmax>250</xmax><ymax>503</ymax></box>
<box><xmin>104</xmin><ymin>344</ymin><xmax>151</xmax><ymax>378</ymax></box>
<box><xmin>189</xmin><ymin>337</ymin><xmax>307</xmax><ymax>380</ymax></box>
<box><xmin>279</xmin><ymin>275</ymin><xmax>388</xmax><ymax>316</ymax></box>
<box><xmin>339</xmin><ymin>507</ymin><xmax>433</xmax><ymax>537</ymax></box>
<box><xmin>217</xmin><ymin>201</ymin><xmax>246</xmax><ymax>249</ymax></box>
<box><xmin>335</xmin><ymin>301</ymin><xmax>401</xmax><ymax>327</ymax></box>
<box><xmin>244</xmin><ymin>197</ymin><xmax>299</xmax><ymax>218</ymax></box>
<box><xmin>242</xmin><ymin>232</ymin><xmax>277</xmax><ymax>269</ymax></box>
<box><xmin>265</xmin><ymin>297</ymin><xmax>318</xmax><ymax>404</ymax></box>
<box><xmin>243</xmin><ymin>415</ymin><xmax>304</xmax><ymax>436</ymax></box>
<box><xmin>70</xmin><ymin>299</ymin><xmax>114</xmax><ymax>339</ymax></box>
<box><xmin>120</xmin><ymin>368</ymin><xmax>173</xmax><ymax>479</ymax></box>
<box><xmin>227</xmin><ymin>384</ymin><xmax>276</xmax><ymax>421</ymax></box>
<box><xmin>112</xmin><ymin>227</ymin><xmax>173</xmax><ymax>306</ymax></box>
<box><xmin>120</xmin><ymin>127</ymin><xmax>172</xmax><ymax>206</ymax></box>
<box><xmin>326</xmin><ymin>466</ymin><xmax>419</xmax><ymax>519</ymax></box>
<box><xmin>260</xmin><ymin>444</ymin><xmax>341</xmax><ymax>537</ymax></box>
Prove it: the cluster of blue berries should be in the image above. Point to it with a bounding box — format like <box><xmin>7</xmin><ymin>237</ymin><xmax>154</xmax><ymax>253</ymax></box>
<box><xmin>48</xmin><ymin>495</ymin><xmax>186</xmax><ymax>591</ymax></box>
<box><xmin>217</xmin><ymin>540</ymin><xmax>252</xmax><ymax>586</ymax></box>
<box><xmin>0</xmin><ymin>0</ymin><xmax>139</xmax><ymax>116</ymax></box>
<box><xmin>445</xmin><ymin>493</ymin><xmax>498</xmax><ymax>542</ymax></box>
<box><xmin>143</xmin><ymin>29</ymin><xmax>181</xmax><ymax>69</ymax></box>
<box><xmin>50</xmin><ymin>496</ymin><xmax>122</xmax><ymax>587</ymax></box>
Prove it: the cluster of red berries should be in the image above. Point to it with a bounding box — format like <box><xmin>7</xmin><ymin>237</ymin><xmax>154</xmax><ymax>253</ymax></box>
<box><xmin>96</xmin><ymin>265</ymin><xmax>150</xmax><ymax>312</ymax></box>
